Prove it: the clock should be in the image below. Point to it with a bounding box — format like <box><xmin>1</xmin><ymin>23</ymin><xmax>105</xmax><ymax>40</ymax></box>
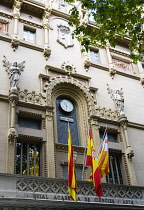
<box><xmin>60</xmin><ymin>99</ymin><xmax>74</xmax><ymax>112</ymax></box>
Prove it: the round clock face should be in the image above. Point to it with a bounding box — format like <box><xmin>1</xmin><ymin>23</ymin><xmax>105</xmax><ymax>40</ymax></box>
<box><xmin>60</xmin><ymin>99</ymin><xmax>74</xmax><ymax>112</ymax></box>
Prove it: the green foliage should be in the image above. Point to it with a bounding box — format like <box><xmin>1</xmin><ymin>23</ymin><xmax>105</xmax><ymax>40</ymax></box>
<box><xmin>65</xmin><ymin>0</ymin><xmax>144</xmax><ymax>63</ymax></box>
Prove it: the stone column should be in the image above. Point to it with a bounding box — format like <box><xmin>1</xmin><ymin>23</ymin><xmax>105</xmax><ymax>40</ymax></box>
<box><xmin>45</xmin><ymin>108</ymin><xmax>55</xmax><ymax>178</ymax></box>
<box><xmin>7</xmin><ymin>90</ymin><xmax>18</xmax><ymax>173</ymax></box>
<box><xmin>105</xmin><ymin>42</ymin><xmax>116</xmax><ymax>78</ymax></box>
<box><xmin>119</xmin><ymin>115</ymin><xmax>137</xmax><ymax>185</ymax></box>
<box><xmin>11</xmin><ymin>0</ymin><xmax>23</xmax><ymax>51</ymax></box>
<box><xmin>43</xmin><ymin>7</ymin><xmax>51</xmax><ymax>60</ymax></box>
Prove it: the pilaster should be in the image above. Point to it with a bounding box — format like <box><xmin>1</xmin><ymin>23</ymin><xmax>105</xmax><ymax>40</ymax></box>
<box><xmin>11</xmin><ymin>0</ymin><xmax>23</xmax><ymax>51</ymax></box>
<box><xmin>105</xmin><ymin>42</ymin><xmax>116</xmax><ymax>79</ymax></box>
<box><xmin>43</xmin><ymin>7</ymin><xmax>51</xmax><ymax>60</ymax></box>
<box><xmin>45</xmin><ymin>108</ymin><xmax>55</xmax><ymax>178</ymax></box>
<box><xmin>119</xmin><ymin>115</ymin><xmax>137</xmax><ymax>185</ymax></box>
<box><xmin>7</xmin><ymin>90</ymin><xmax>18</xmax><ymax>173</ymax></box>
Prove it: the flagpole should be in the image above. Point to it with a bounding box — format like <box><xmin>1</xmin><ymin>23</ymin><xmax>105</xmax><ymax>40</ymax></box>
<box><xmin>97</xmin><ymin>125</ymin><xmax>108</xmax><ymax>160</ymax></box>
<box><xmin>82</xmin><ymin>120</ymin><xmax>89</xmax><ymax>181</ymax></box>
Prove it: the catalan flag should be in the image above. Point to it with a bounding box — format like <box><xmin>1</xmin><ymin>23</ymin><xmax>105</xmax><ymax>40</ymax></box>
<box><xmin>98</xmin><ymin>133</ymin><xmax>109</xmax><ymax>178</ymax></box>
<box><xmin>68</xmin><ymin>126</ymin><xmax>77</xmax><ymax>201</ymax></box>
<box><xmin>86</xmin><ymin>130</ymin><xmax>103</xmax><ymax>198</ymax></box>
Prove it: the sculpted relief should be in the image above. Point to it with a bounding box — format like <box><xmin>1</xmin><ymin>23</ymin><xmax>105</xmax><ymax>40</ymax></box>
<box><xmin>57</xmin><ymin>24</ymin><xmax>74</xmax><ymax>48</ymax></box>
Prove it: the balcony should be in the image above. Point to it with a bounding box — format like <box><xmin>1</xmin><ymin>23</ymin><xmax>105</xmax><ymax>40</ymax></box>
<box><xmin>0</xmin><ymin>173</ymin><xmax>144</xmax><ymax>209</ymax></box>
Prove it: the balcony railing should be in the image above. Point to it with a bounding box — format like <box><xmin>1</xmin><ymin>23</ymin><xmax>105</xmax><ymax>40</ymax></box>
<box><xmin>0</xmin><ymin>173</ymin><xmax>144</xmax><ymax>209</ymax></box>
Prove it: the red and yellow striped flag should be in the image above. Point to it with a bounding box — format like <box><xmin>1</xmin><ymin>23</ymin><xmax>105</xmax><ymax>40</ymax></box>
<box><xmin>86</xmin><ymin>130</ymin><xmax>103</xmax><ymax>198</ymax></box>
<box><xmin>98</xmin><ymin>133</ymin><xmax>109</xmax><ymax>178</ymax></box>
<box><xmin>68</xmin><ymin>126</ymin><xmax>77</xmax><ymax>201</ymax></box>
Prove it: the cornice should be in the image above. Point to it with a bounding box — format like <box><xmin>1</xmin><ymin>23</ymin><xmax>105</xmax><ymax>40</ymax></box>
<box><xmin>23</xmin><ymin>0</ymin><xmax>45</xmax><ymax>8</ymax></box>
<box><xmin>90</xmin><ymin>62</ymin><xmax>109</xmax><ymax>71</ymax></box>
<box><xmin>128</xmin><ymin>122</ymin><xmax>144</xmax><ymax>130</ymax></box>
<box><xmin>116</xmin><ymin>69</ymin><xmax>140</xmax><ymax>80</ymax></box>
<box><xmin>19</xmin><ymin>18</ymin><xmax>43</xmax><ymax>28</ymax></box>
<box><xmin>110</xmin><ymin>48</ymin><xmax>130</xmax><ymax>59</ymax></box>
<box><xmin>39</xmin><ymin>73</ymin><xmax>50</xmax><ymax>80</ymax></box>
<box><xmin>17</xmin><ymin>100</ymin><xmax>46</xmax><ymax>110</ymax></box>
<box><xmin>51</xmin><ymin>9</ymin><xmax>70</xmax><ymax>21</ymax></box>
<box><xmin>18</xmin><ymin>134</ymin><xmax>43</xmax><ymax>141</ymax></box>
<box><xmin>55</xmin><ymin>143</ymin><xmax>85</xmax><ymax>154</ymax></box>
<box><xmin>18</xmin><ymin>110</ymin><xmax>42</xmax><ymax>118</ymax></box>
<box><xmin>45</xmin><ymin>65</ymin><xmax>91</xmax><ymax>81</ymax></box>
<box><xmin>91</xmin><ymin>115</ymin><xmax>120</xmax><ymax>125</ymax></box>
<box><xmin>19</xmin><ymin>40</ymin><xmax>43</xmax><ymax>51</ymax></box>
<box><xmin>0</xmin><ymin>33</ymin><xmax>11</xmax><ymax>42</ymax></box>
<box><xmin>0</xmin><ymin>94</ymin><xmax>9</xmax><ymax>102</ymax></box>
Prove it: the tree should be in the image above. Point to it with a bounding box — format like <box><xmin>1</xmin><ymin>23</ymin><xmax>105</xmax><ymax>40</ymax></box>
<box><xmin>65</xmin><ymin>0</ymin><xmax>144</xmax><ymax>63</ymax></box>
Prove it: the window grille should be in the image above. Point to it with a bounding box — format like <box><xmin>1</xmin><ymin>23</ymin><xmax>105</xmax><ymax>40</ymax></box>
<box><xmin>16</xmin><ymin>142</ymin><xmax>41</xmax><ymax>176</ymax></box>
<box><xmin>106</xmin><ymin>153</ymin><xmax>123</xmax><ymax>184</ymax></box>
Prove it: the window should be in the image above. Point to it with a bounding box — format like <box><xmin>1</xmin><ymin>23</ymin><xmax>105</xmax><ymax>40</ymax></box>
<box><xmin>62</xmin><ymin>165</ymin><xmax>82</xmax><ymax>181</ymax></box>
<box><xmin>16</xmin><ymin>142</ymin><xmax>41</xmax><ymax>176</ymax></box>
<box><xmin>23</xmin><ymin>27</ymin><xmax>35</xmax><ymax>43</ymax></box>
<box><xmin>0</xmin><ymin>21</ymin><xmax>8</xmax><ymax>34</ymax></box>
<box><xmin>90</xmin><ymin>50</ymin><xmax>99</xmax><ymax>62</ymax></box>
<box><xmin>56</xmin><ymin>97</ymin><xmax>79</xmax><ymax>146</ymax></box>
<box><xmin>100</xmin><ymin>131</ymin><xmax>117</xmax><ymax>143</ymax></box>
<box><xmin>106</xmin><ymin>153</ymin><xmax>123</xmax><ymax>184</ymax></box>
<box><xmin>18</xmin><ymin>116</ymin><xmax>41</xmax><ymax>130</ymax></box>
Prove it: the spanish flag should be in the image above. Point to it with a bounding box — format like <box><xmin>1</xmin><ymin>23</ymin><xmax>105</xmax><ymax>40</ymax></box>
<box><xmin>68</xmin><ymin>126</ymin><xmax>77</xmax><ymax>201</ymax></box>
<box><xmin>98</xmin><ymin>133</ymin><xmax>109</xmax><ymax>178</ymax></box>
<box><xmin>86</xmin><ymin>130</ymin><xmax>103</xmax><ymax>198</ymax></box>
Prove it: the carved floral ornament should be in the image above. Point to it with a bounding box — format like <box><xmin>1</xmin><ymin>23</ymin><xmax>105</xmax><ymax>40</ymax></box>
<box><xmin>61</xmin><ymin>61</ymin><xmax>76</xmax><ymax>74</ymax></box>
<box><xmin>57</xmin><ymin>24</ymin><xmax>74</xmax><ymax>48</ymax></box>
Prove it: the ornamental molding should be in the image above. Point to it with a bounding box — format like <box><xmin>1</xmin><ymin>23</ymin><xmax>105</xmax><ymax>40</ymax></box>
<box><xmin>19</xmin><ymin>18</ymin><xmax>43</xmax><ymax>29</ymax></box>
<box><xmin>42</xmin><ymin>76</ymin><xmax>96</xmax><ymax>116</ymax></box>
<box><xmin>109</xmin><ymin>47</ymin><xmax>130</xmax><ymax>58</ymax></box>
<box><xmin>18</xmin><ymin>89</ymin><xmax>44</xmax><ymax>105</ymax></box>
<box><xmin>96</xmin><ymin>107</ymin><xmax>119</xmax><ymax>121</ymax></box>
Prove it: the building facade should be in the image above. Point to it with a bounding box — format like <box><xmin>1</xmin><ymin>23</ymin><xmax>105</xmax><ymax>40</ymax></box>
<box><xmin>0</xmin><ymin>0</ymin><xmax>144</xmax><ymax>209</ymax></box>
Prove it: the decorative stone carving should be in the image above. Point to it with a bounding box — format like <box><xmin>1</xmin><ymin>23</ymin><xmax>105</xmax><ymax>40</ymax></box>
<box><xmin>84</xmin><ymin>57</ymin><xmax>91</xmax><ymax>71</ymax></box>
<box><xmin>126</xmin><ymin>146</ymin><xmax>134</xmax><ymax>161</ymax></box>
<box><xmin>3</xmin><ymin>56</ymin><xmax>25</xmax><ymax>92</ymax></box>
<box><xmin>109</xmin><ymin>65</ymin><xmax>117</xmax><ymax>79</ymax></box>
<box><xmin>16</xmin><ymin>176</ymin><xmax>143</xmax><ymax>199</ymax></box>
<box><xmin>61</xmin><ymin>61</ymin><xmax>76</xmax><ymax>74</ymax></box>
<box><xmin>73</xmin><ymin>151</ymin><xmax>78</xmax><ymax>162</ymax></box>
<box><xmin>18</xmin><ymin>89</ymin><xmax>43</xmax><ymax>105</ymax></box>
<box><xmin>13</xmin><ymin>0</ymin><xmax>23</xmax><ymax>19</ymax></box>
<box><xmin>112</xmin><ymin>57</ymin><xmax>130</xmax><ymax>71</ymax></box>
<box><xmin>140</xmin><ymin>72</ymin><xmax>144</xmax><ymax>87</ymax></box>
<box><xmin>11</xmin><ymin>35</ymin><xmax>20</xmax><ymax>51</ymax></box>
<box><xmin>58</xmin><ymin>0</ymin><xmax>68</xmax><ymax>12</ymax></box>
<box><xmin>97</xmin><ymin>107</ymin><xmax>119</xmax><ymax>121</ymax></box>
<box><xmin>42</xmin><ymin>76</ymin><xmax>96</xmax><ymax>116</ymax></box>
<box><xmin>107</xmin><ymin>84</ymin><xmax>124</xmax><ymax>116</ymax></box>
<box><xmin>8</xmin><ymin>128</ymin><xmax>17</xmax><ymax>144</ymax></box>
<box><xmin>43</xmin><ymin>45</ymin><xmax>51</xmax><ymax>60</ymax></box>
<box><xmin>57</xmin><ymin>24</ymin><xmax>74</xmax><ymax>48</ymax></box>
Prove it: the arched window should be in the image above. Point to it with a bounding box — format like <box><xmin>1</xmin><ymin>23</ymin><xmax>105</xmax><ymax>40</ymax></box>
<box><xmin>56</xmin><ymin>97</ymin><xmax>79</xmax><ymax>146</ymax></box>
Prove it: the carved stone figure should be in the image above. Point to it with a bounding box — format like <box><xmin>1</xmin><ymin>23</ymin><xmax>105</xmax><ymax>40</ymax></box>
<box><xmin>3</xmin><ymin>56</ymin><xmax>25</xmax><ymax>91</ymax></box>
<box><xmin>57</xmin><ymin>24</ymin><xmax>74</xmax><ymax>48</ymax></box>
<box><xmin>107</xmin><ymin>84</ymin><xmax>124</xmax><ymax>116</ymax></box>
